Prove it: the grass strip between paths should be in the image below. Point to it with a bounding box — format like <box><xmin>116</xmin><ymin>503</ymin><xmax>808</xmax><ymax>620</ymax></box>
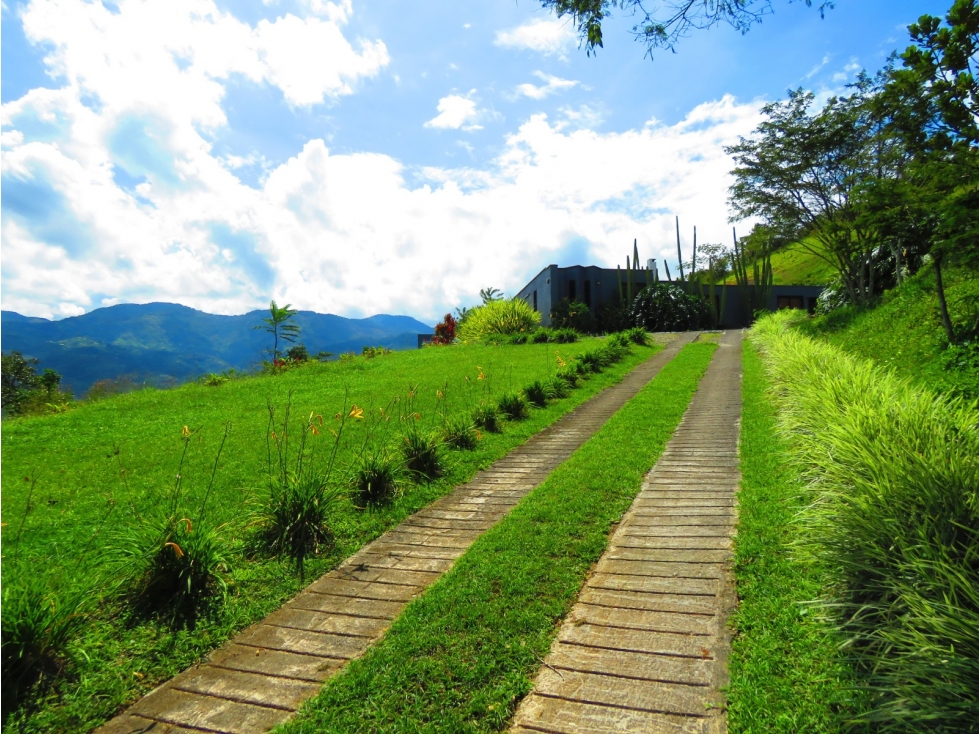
<box><xmin>278</xmin><ymin>340</ymin><xmax>718</xmax><ymax>734</ymax></box>
<box><xmin>727</xmin><ymin>340</ymin><xmax>868</xmax><ymax>733</ymax></box>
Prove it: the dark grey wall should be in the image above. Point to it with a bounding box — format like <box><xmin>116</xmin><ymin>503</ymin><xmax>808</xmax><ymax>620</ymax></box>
<box><xmin>517</xmin><ymin>264</ymin><xmax>826</xmax><ymax>329</ymax></box>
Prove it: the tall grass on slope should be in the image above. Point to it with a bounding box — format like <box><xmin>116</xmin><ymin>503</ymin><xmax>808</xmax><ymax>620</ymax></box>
<box><xmin>751</xmin><ymin>311</ymin><xmax>979</xmax><ymax>732</ymax></box>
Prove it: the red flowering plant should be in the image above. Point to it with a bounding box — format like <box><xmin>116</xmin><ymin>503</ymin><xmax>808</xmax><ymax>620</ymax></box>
<box><xmin>432</xmin><ymin>313</ymin><xmax>457</xmax><ymax>345</ymax></box>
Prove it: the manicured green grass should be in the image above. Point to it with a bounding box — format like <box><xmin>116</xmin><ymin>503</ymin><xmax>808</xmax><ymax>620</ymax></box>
<box><xmin>799</xmin><ymin>265</ymin><xmax>979</xmax><ymax>398</ymax></box>
<box><xmin>279</xmin><ymin>341</ymin><xmax>717</xmax><ymax>734</ymax></box>
<box><xmin>727</xmin><ymin>340</ymin><xmax>867</xmax><ymax>733</ymax></box>
<box><xmin>1</xmin><ymin>337</ymin><xmax>658</xmax><ymax>733</ymax></box>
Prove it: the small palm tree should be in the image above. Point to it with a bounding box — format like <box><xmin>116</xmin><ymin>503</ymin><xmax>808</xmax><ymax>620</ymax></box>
<box><xmin>256</xmin><ymin>301</ymin><xmax>301</xmax><ymax>361</ymax></box>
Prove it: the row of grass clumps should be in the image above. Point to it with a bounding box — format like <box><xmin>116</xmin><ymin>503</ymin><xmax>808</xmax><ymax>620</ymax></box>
<box><xmin>749</xmin><ymin>310</ymin><xmax>979</xmax><ymax>732</ymax></box>
<box><xmin>728</xmin><ymin>340</ymin><xmax>869</xmax><ymax>733</ymax></box>
<box><xmin>279</xmin><ymin>339</ymin><xmax>715</xmax><ymax>734</ymax></box>
<box><xmin>0</xmin><ymin>330</ymin><xmax>653</xmax><ymax>727</ymax></box>
<box><xmin>480</xmin><ymin>326</ymin><xmax>581</xmax><ymax>346</ymax></box>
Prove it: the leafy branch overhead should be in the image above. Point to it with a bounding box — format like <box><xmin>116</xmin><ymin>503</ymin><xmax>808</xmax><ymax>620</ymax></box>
<box><xmin>538</xmin><ymin>0</ymin><xmax>834</xmax><ymax>56</ymax></box>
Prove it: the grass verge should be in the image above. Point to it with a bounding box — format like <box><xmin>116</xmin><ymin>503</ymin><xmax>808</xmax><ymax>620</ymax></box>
<box><xmin>750</xmin><ymin>312</ymin><xmax>979</xmax><ymax>732</ymax></box>
<box><xmin>279</xmin><ymin>340</ymin><xmax>717</xmax><ymax>734</ymax></box>
<box><xmin>727</xmin><ymin>340</ymin><xmax>867</xmax><ymax>733</ymax></box>
<box><xmin>1</xmin><ymin>337</ymin><xmax>657</xmax><ymax>733</ymax></box>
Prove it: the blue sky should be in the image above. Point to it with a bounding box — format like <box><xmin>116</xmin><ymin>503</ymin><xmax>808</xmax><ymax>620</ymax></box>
<box><xmin>1</xmin><ymin>0</ymin><xmax>949</xmax><ymax>321</ymax></box>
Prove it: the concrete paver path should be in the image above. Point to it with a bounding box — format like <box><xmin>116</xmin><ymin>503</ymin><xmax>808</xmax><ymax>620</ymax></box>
<box><xmin>511</xmin><ymin>330</ymin><xmax>742</xmax><ymax>734</ymax></box>
<box><xmin>97</xmin><ymin>333</ymin><xmax>698</xmax><ymax>734</ymax></box>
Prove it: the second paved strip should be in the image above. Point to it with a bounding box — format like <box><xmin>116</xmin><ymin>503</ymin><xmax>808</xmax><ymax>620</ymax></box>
<box><xmin>98</xmin><ymin>332</ymin><xmax>698</xmax><ymax>734</ymax></box>
<box><xmin>512</xmin><ymin>330</ymin><xmax>742</xmax><ymax>734</ymax></box>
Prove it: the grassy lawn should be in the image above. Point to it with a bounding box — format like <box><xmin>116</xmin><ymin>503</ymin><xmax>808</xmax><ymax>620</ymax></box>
<box><xmin>798</xmin><ymin>265</ymin><xmax>979</xmax><ymax>399</ymax></box>
<box><xmin>1</xmin><ymin>337</ymin><xmax>659</xmax><ymax>733</ymax></box>
<box><xmin>278</xmin><ymin>340</ymin><xmax>717</xmax><ymax>734</ymax></box>
<box><xmin>727</xmin><ymin>341</ymin><xmax>867</xmax><ymax>733</ymax></box>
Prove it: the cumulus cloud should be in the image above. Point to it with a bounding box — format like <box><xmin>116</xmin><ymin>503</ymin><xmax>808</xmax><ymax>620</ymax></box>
<box><xmin>513</xmin><ymin>71</ymin><xmax>578</xmax><ymax>100</ymax></box>
<box><xmin>494</xmin><ymin>17</ymin><xmax>575</xmax><ymax>56</ymax></box>
<box><xmin>424</xmin><ymin>92</ymin><xmax>483</xmax><ymax>131</ymax></box>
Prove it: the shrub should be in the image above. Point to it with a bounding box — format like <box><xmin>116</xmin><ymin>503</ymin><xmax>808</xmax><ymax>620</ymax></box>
<box><xmin>551</xmin><ymin>327</ymin><xmax>580</xmax><ymax>344</ymax></box>
<box><xmin>556</xmin><ymin>366</ymin><xmax>579</xmax><ymax>388</ymax></box>
<box><xmin>109</xmin><ymin>427</ymin><xmax>233</xmax><ymax>619</ymax></box>
<box><xmin>545</xmin><ymin>376</ymin><xmax>570</xmax><ymax>399</ymax></box>
<box><xmin>401</xmin><ymin>426</ymin><xmax>444</xmax><ymax>481</ymax></box>
<box><xmin>530</xmin><ymin>328</ymin><xmax>552</xmax><ymax>344</ymax></box>
<box><xmin>362</xmin><ymin>346</ymin><xmax>392</xmax><ymax>359</ymax></box>
<box><xmin>607</xmin><ymin>332</ymin><xmax>631</xmax><ymax>351</ymax></box>
<box><xmin>2</xmin><ymin>578</ymin><xmax>88</xmax><ymax>707</ymax></box>
<box><xmin>596</xmin><ymin>301</ymin><xmax>630</xmax><ymax>333</ymax></box>
<box><xmin>579</xmin><ymin>349</ymin><xmax>604</xmax><ymax>373</ymax></box>
<box><xmin>472</xmin><ymin>403</ymin><xmax>502</xmax><ymax>433</ymax></box>
<box><xmin>432</xmin><ymin>314</ymin><xmax>457</xmax><ymax>345</ymax></box>
<box><xmin>523</xmin><ymin>379</ymin><xmax>553</xmax><ymax>408</ymax></box>
<box><xmin>441</xmin><ymin>413</ymin><xmax>479</xmax><ymax>450</ymax></box>
<box><xmin>352</xmin><ymin>447</ymin><xmax>402</xmax><ymax>506</ymax></box>
<box><xmin>286</xmin><ymin>344</ymin><xmax>310</xmax><ymax>362</ymax></box>
<box><xmin>630</xmin><ymin>283</ymin><xmax>710</xmax><ymax>331</ymax></box>
<box><xmin>507</xmin><ymin>333</ymin><xmax>528</xmax><ymax>345</ymax></box>
<box><xmin>258</xmin><ymin>472</ymin><xmax>341</xmax><ymax>577</ymax></box>
<box><xmin>751</xmin><ymin>311</ymin><xmax>979</xmax><ymax>729</ymax></box>
<box><xmin>496</xmin><ymin>391</ymin><xmax>529</xmax><ymax>420</ymax></box>
<box><xmin>112</xmin><ymin>514</ymin><xmax>232</xmax><ymax>619</ymax></box>
<box><xmin>624</xmin><ymin>326</ymin><xmax>649</xmax><ymax>345</ymax></box>
<box><xmin>550</xmin><ymin>299</ymin><xmax>597</xmax><ymax>333</ymax></box>
<box><xmin>456</xmin><ymin>299</ymin><xmax>540</xmax><ymax>343</ymax></box>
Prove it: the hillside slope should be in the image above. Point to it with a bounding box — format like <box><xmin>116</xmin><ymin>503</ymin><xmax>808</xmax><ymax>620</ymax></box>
<box><xmin>1</xmin><ymin>303</ymin><xmax>433</xmax><ymax>394</ymax></box>
<box><xmin>799</xmin><ymin>265</ymin><xmax>979</xmax><ymax>398</ymax></box>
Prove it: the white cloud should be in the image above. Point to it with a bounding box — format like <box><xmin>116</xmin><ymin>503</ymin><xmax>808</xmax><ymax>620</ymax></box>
<box><xmin>495</xmin><ymin>17</ymin><xmax>575</xmax><ymax>56</ymax></box>
<box><xmin>424</xmin><ymin>92</ymin><xmax>483</xmax><ymax>131</ymax></box>
<box><xmin>4</xmin><ymin>61</ymin><xmax>763</xmax><ymax>322</ymax></box>
<box><xmin>513</xmin><ymin>71</ymin><xmax>578</xmax><ymax>100</ymax></box>
<box><xmin>832</xmin><ymin>58</ymin><xmax>862</xmax><ymax>83</ymax></box>
<box><xmin>805</xmin><ymin>54</ymin><xmax>830</xmax><ymax>79</ymax></box>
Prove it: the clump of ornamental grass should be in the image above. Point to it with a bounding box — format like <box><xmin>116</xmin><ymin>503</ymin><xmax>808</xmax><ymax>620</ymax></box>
<box><xmin>107</xmin><ymin>425</ymin><xmax>234</xmax><ymax>621</ymax></box>
<box><xmin>472</xmin><ymin>403</ymin><xmax>502</xmax><ymax>433</ymax></box>
<box><xmin>545</xmin><ymin>376</ymin><xmax>570</xmax><ymax>399</ymax></box>
<box><xmin>401</xmin><ymin>425</ymin><xmax>443</xmax><ymax>481</ymax></box>
<box><xmin>456</xmin><ymin>298</ymin><xmax>540</xmax><ymax>343</ymax></box>
<box><xmin>624</xmin><ymin>326</ymin><xmax>649</xmax><ymax>345</ymax></box>
<box><xmin>496</xmin><ymin>391</ymin><xmax>529</xmax><ymax>421</ymax></box>
<box><xmin>523</xmin><ymin>379</ymin><xmax>553</xmax><ymax>408</ymax></box>
<box><xmin>1</xmin><ymin>577</ymin><xmax>89</xmax><ymax>714</ymax></box>
<box><xmin>441</xmin><ymin>413</ymin><xmax>479</xmax><ymax>450</ymax></box>
<box><xmin>751</xmin><ymin>310</ymin><xmax>979</xmax><ymax>731</ymax></box>
<box><xmin>352</xmin><ymin>446</ymin><xmax>403</xmax><ymax>507</ymax></box>
<box><xmin>530</xmin><ymin>328</ymin><xmax>551</xmax><ymax>344</ymax></box>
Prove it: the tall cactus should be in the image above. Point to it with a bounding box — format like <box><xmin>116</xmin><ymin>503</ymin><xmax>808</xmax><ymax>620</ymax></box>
<box><xmin>675</xmin><ymin>216</ymin><xmax>685</xmax><ymax>281</ymax></box>
<box><xmin>731</xmin><ymin>227</ymin><xmax>773</xmax><ymax>324</ymax></box>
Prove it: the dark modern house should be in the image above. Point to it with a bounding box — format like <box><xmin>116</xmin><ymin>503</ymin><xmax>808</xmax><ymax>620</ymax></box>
<box><xmin>516</xmin><ymin>263</ymin><xmax>825</xmax><ymax>328</ymax></box>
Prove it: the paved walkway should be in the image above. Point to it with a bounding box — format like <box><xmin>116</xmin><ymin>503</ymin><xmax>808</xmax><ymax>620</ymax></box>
<box><xmin>511</xmin><ymin>330</ymin><xmax>742</xmax><ymax>734</ymax></box>
<box><xmin>98</xmin><ymin>333</ymin><xmax>699</xmax><ymax>734</ymax></box>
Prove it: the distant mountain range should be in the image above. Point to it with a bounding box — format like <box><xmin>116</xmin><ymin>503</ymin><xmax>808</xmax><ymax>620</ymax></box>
<box><xmin>1</xmin><ymin>303</ymin><xmax>433</xmax><ymax>396</ymax></box>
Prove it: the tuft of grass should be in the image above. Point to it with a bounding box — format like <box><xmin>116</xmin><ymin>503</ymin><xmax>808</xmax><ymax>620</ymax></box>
<box><xmin>496</xmin><ymin>391</ymin><xmax>529</xmax><ymax>420</ymax></box>
<box><xmin>623</xmin><ymin>326</ymin><xmax>649</xmax><ymax>345</ymax></box>
<box><xmin>544</xmin><ymin>376</ymin><xmax>569</xmax><ymax>400</ymax></box>
<box><xmin>351</xmin><ymin>446</ymin><xmax>403</xmax><ymax>506</ymax></box>
<box><xmin>1</xmin><ymin>579</ymin><xmax>89</xmax><ymax>717</ymax></box>
<box><xmin>471</xmin><ymin>403</ymin><xmax>502</xmax><ymax>433</ymax></box>
<box><xmin>522</xmin><ymin>379</ymin><xmax>553</xmax><ymax>408</ymax></box>
<box><xmin>751</xmin><ymin>311</ymin><xmax>979</xmax><ymax>731</ymax></box>
<box><xmin>400</xmin><ymin>427</ymin><xmax>444</xmax><ymax>481</ymax></box>
<box><xmin>728</xmin><ymin>339</ymin><xmax>869</xmax><ymax>733</ymax></box>
<box><xmin>279</xmin><ymin>341</ymin><xmax>717</xmax><ymax>734</ymax></box>
<box><xmin>530</xmin><ymin>328</ymin><xmax>551</xmax><ymax>344</ymax></box>
<box><xmin>440</xmin><ymin>413</ymin><xmax>479</xmax><ymax>450</ymax></box>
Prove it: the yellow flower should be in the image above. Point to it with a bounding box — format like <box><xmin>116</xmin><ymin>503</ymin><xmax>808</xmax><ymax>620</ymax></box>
<box><xmin>164</xmin><ymin>542</ymin><xmax>184</xmax><ymax>559</ymax></box>
<box><xmin>555</xmin><ymin>353</ymin><xmax>567</xmax><ymax>367</ymax></box>
<box><xmin>181</xmin><ymin>425</ymin><xmax>190</xmax><ymax>438</ymax></box>
<box><xmin>349</xmin><ymin>405</ymin><xmax>365</xmax><ymax>419</ymax></box>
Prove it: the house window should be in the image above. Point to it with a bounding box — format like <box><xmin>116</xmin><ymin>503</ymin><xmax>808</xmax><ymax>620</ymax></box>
<box><xmin>583</xmin><ymin>279</ymin><xmax>591</xmax><ymax>307</ymax></box>
<box><xmin>568</xmin><ymin>280</ymin><xmax>577</xmax><ymax>301</ymax></box>
<box><xmin>777</xmin><ymin>295</ymin><xmax>805</xmax><ymax>310</ymax></box>
<box><xmin>533</xmin><ymin>290</ymin><xmax>538</xmax><ymax>311</ymax></box>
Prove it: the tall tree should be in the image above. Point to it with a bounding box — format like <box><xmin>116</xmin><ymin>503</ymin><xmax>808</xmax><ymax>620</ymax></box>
<box><xmin>537</xmin><ymin>0</ymin><xmax>832</xmax><ymax>56</ymax></box>
<box><xmin>726</xmin><ymin>83</ymin><xmax>895</xmax><ymax>305</ymax></box>
<box><xmin>257</xmin><ymin>301</ymin><xmax>301</xmax><ymax>362</ymax></box>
